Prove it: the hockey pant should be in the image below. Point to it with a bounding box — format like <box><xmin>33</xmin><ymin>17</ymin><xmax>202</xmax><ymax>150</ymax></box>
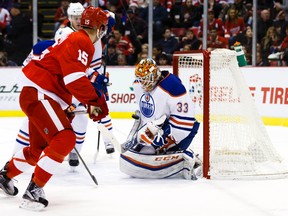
<box><xmin>6</xmin><ymin>87</ymin><xmax>75</xmax><ymax>187</ymax></box>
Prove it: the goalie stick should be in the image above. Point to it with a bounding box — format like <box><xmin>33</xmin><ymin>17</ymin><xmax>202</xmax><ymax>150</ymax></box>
<box><xmin>97</xmin><ymin>111</ymin><xmax>142</xmax><ymax>153</ymax></box>
<box><xmin>121</xmin><ymin>111</ymin><xmax>142</xmax><ymax>153</ymax></box>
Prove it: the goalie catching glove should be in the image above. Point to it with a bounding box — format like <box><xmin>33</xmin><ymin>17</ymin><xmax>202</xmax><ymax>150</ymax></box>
<box><xmin>137</xmin><ymin>115</ymin><xmax>176</xmax><ymax>151</ymax></box>
<box><xmin>87</xmin><ymin>92</ymin><xmax>109</xmax><ymax>121</ymax></box>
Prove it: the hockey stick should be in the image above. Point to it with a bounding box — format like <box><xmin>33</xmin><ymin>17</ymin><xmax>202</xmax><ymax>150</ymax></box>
<box><xmin>96</xmin><ymin>37</ymin><xmax>109</xmax><ymax>157</ymax></box>
<box><xmin>73</xmin><ymin>147</ymin><xmax>98</xmax><ymax>186</ymax></box>
<box><xmin>97</xmin><ymin>124</ymin><xmax>121</xmax><ymax>152</ymax></box>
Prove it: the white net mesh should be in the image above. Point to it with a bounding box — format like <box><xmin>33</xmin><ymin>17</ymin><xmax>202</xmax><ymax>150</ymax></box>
<box><xmin>174</xmin><ymin>49</ymin><xmax>288</xmax><ymax>179</ymax></box>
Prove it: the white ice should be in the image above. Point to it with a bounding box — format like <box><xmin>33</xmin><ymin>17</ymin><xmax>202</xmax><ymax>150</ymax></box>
<box><xmin>0</xmin><ymin>117</ymin><xmax>288</xmax><ymax>216</ymax></box>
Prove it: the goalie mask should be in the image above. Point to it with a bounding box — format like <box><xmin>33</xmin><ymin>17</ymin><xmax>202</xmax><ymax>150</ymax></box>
<box><xmin>135</xmin><ymin>58</ymin><xmax>161</xmax><ymax>92</ymax></box>
<box><xmin>81</xmin><ymin>6</ymin><xmax>108</xmax><ymax>38</ymax></box>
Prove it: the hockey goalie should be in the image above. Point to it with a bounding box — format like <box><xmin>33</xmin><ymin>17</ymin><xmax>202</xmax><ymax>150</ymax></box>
<box><xmin>119</xmin><ymin>58</ymin><xmax>202</xmax><ymax>180</ymax></box>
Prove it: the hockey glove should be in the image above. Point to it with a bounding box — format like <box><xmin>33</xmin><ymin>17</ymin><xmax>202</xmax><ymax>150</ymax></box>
<box><xmin>64</xmin><ymin>104</ymin><xmax>76</xmax><ymax>123</ymax></box>
<box><xmin>89</xmin><ymin>71</ymin><xmax>109</xmax><ymax>87</ymax></box>
<box><xmin>89</xmin><ymin>71</ymin><xmax>110</xmax><ymax>101</ymax></box>
<box><xmin>104</xmin><ymin>11</ymin><xmax>116</xmax><ymax>34</ymax></box>
<box><xmin>88</xmin><ymin>93</ymin><xmax>109</xmax><ymax>122</ymax></box>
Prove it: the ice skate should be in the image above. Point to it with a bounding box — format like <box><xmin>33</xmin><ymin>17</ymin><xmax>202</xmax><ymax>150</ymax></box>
<box><xmin>183</xmin><ymin>150</ymin><xmax>202</xmax><ymax>180</ymax></box>
<box><xmin>20</xmin><ymin>180</ymin><xmax>48</xmax><ymax>211</ymax></box>
<box><xmin>0</xmin><ymin>162</ymin><xmax>18</xmax><ymax>196</ymax></box>
<box><xmin>68</xmin><ymin>152</ymin><xmax>79</xmax><ymax>167</ymax></box>
<box><xmin>104</xmin><ymin>142</ymin><xmax>115</xmax><ymax>154</ymax></box>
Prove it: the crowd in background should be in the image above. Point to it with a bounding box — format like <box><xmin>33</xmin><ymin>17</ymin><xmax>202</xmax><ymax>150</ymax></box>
<box><xmin>0</xmin><ymin>0</ymin><xmax>288</xmax><ymax>67</ymax></box>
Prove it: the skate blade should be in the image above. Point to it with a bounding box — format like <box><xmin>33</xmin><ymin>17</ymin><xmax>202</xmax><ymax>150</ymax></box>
<box><xmin>69</xmin><ymin>166</ymin><xmax>78</xmax><ymax>173</ymax></box>
<box><xmin>19</xmin><ymin>199</ymin><xmax>46</xmax><ymax>211</ymax></box>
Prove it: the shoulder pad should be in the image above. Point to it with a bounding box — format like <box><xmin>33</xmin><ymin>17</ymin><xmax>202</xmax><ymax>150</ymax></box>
<box><xmin>158</xmin><ymin>72</ymin><xmax>186</xmax><ymax>96</ymax></box>
<box><xmin>54</xmin><ymin>26</ymin><xmax>74</xmax><ymax>42</ymax></box>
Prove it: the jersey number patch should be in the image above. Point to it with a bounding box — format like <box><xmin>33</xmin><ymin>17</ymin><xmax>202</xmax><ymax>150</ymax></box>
<box><xmin>177</xmin><ymin>102</ymin><xmax>188</xmax><ymax>113</ymax></box>
<box><xmin>78</xmin><ymin>50</ymin><xmax>88</xmax><ymax>66</ymax></box>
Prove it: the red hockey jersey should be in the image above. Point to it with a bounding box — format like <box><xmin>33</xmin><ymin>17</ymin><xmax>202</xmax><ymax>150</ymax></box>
<box><xmin>22</xmin><ymin>30</ymin><xmax>99</xmax><ymax>108</ymax></box>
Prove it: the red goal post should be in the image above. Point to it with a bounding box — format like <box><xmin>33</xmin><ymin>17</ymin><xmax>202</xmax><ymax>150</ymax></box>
<box><xmin>172</xmin><ymin>49</ymin><xmax>288</xmax><ymax>179</ymax></box>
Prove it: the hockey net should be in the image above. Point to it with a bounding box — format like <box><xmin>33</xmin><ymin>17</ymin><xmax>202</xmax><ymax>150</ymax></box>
<box><xmin>172</xmin><ymin>49</ymin><xmax>288</xmax><ymax>179</ymax></box>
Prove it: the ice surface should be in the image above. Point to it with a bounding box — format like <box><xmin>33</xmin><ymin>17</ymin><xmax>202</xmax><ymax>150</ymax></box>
<box><xmin>0</xmin><ymin>117</ymin><xmax>288</xmax><ymax>216</ymax></box>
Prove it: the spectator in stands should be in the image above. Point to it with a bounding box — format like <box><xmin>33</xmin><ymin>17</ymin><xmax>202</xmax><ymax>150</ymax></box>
<box><xmin>197</xmin><ymin>0</ymin><xmax>223</xmax><ymax>22</ymax></box>
<box><xmin>140</xmin><ymin>0</ymin><xmax>169</xmax><ymax>42</ymax></box>
<box><xmin>279</xmin><ymin>25</ymin><xmax>288</xmax><ymax>65</ymax></box>
<box><xmin>261</xmin><ymin>26</ymin><xmax>281</xmax><ymax>66</ymax></box>
<box><xmin>54</xmin><ymin>0</ymin><xmax>69</xmax><ymax>34</ymax></box>
<box><xmin>274</xmin><ymin>1</ymin><xmax>288</xmax><ymax>23</ymax></box>
<box><xmin>256</xmin><ymin>50</ymin><xmax>265</xmax><ymax>66</ymax></box>
<box><xmin>232</xmin><ymin>25</ymin><xmax>253</xmax><ymax>51</ymax></box>
<box><xmin>0</xmin><ymin>51</ymin><xmax>17</xmax><ymax>66</ymax></box>
<box><xmin>218</xmin><ymin>0</ymin><xmax>249</xmax><ymax>24</ymax></box>
<box><xmin>124</xmin><ymin>8</ymin><xmax>148</xmax><ymax>61</ymax></box>
<box><xmin>152</xmin><ymin>44</ymin><xmax>163</xmax><ymax>63</ymax></box>
<box><xmin>137</xmin><ymin>50</ymin><xmax>148</xmax><ymax>63</ymax></box>
<box><xmin>4</xmin><ymin>3</ymin><xmax>32</xmax><ymax>66</ymax></box>
<box><xmin>180</xmin><ymin>0</ymin><xmax>202</xmax><ymax>27</ymax></box>
<box><xmin>0</xmin><ymin>0</ymin><xmax>12</xmax><ymax>10</ymax></box>
<box><xmin>258</xmin><ymin>1</ymin><xmax>274</xmax><ymax>11</ymax></box>
<box><xmin>117</xmin><ymin>53</ymin><xmax>127</xmax><ymax>65</ymax></box>
<box><xmin>207</xmin><ymin>27</ymin><xmax>228</xmax><ymax>51</ymax></box>
<box><xmin>157</xmin><ymin>53</ymin><xmax>170</xmax><ymax>65</ymax></box>
<box><xmin>141</xmin><ymin>43</ymin><xmax>148</xmax><ymax>53</ymax></box>
<box><xmin>0</xmin><ymin>7</ymin><xmax>10</xmax><ymax>35</ymax></box>
<box><xmin>180</xmin><ymin>29</ymin><xmax>202</xmax><ymax>51</ymax></box>
<box><xmin>113</xmin><ymin>28</ymin><xmax>135</xmax><ymax>65</ymax></box>
<box><xmin>168</xmin><ymin>0</ymin><xmax>183</xmax><ymax>28</ymax></box>
<box><xmin>156</xmin><ymin>27</ymin><xmax>180</xmax><ymax>62</ymax></box>
<box><xmin>106</xmin><ymin>43</ymin><xmax>118</xmax><ymax>66</ymax></box>
<box><xmin>256</xmin><ymin>9</ymin><xmax>273</xmax><ymax>44</ymax></box>
<box><xmin>198</xmin><ymin>9</ymin><xmax>224</xmax><ymax>38</ymax></box>
<box><xmin>182</xmin><ymin>44</ymin><xmax>191</xmax><ymax>51</ymax></box>
<box><xmin>273</xmin><ymin>10</ymin><xmax>286</xmax><ymax>40</ymax></box>
<box><xmin>224</xmin><ymin>6</ymin><xmax>246</xmax><ymax>40</ymax></box>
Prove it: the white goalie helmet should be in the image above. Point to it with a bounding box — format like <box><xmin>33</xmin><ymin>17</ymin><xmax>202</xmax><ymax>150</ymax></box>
<box><xmin>67</xmin><ymin>2</ymin><xmax>85</xmax><ymax>19</ymax></box>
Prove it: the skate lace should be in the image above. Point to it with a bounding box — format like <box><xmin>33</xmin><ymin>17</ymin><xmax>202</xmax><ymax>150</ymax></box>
<box><xmin>69</xmin><ymin>152</ymin><xmax>78</xmax><ymax>160</ymax></box>
<box><xmin>30</xmin><ymin>185</ymin><xmax>45</xmax><ymax>200</ymax></box>
<box><xmin>104</xmin><ymin>142</ymin><xmax>113</xmax><ymax>149</ymax></box>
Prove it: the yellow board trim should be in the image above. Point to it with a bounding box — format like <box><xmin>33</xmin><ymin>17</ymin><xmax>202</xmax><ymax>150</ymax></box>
<box><xmin>0</xmin><ymin>111</ymin><xmax>135</xmax><ymax>119</ymax></box>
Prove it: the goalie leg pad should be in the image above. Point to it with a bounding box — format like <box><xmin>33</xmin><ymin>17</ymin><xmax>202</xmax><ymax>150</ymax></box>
<box><xmin>119</xmin><ymin>150</ymin><xmax>185</xmax><ymax>179</ymax></box>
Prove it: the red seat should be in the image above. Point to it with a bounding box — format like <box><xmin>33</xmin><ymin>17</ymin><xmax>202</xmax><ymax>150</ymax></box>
<box><xmin>171</xmin><ymin>28</ymin><xmax>186</xmax><ymax>37</ymax></box>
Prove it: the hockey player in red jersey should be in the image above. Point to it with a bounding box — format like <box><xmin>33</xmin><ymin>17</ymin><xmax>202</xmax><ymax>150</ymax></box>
<box><xmin>0</xmin><ymin>6</ymin><xmax>108</xmax><ymax>210</ymax></box>
<box><xmin>14</xmin><ymin>3</ymin><xmax>116</xmax><ymax>173</ymax></box>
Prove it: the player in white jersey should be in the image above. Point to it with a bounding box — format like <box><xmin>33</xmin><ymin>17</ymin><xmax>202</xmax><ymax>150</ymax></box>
<box><xmin>14</xmin><ymin>2</ymin><xmax>116</xmax><ymax>169</ymax></box>
<box><xmin>119</xmin><ymin>58</ymin><xmax>202</xmax><ymax>180</ymax></box>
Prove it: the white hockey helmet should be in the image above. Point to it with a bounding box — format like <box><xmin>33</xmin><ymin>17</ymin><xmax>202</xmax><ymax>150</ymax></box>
<box><xmin>67</xmin><ymin>2</ymin><xmax>85</xmax><ymax>19</ymax></box>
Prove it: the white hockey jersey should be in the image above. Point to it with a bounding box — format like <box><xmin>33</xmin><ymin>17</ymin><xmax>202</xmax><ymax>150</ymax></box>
<box><xmin>133</xmin><ymin>70</ymin><xmax>198</xmax><ymax>144</ymax></box>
